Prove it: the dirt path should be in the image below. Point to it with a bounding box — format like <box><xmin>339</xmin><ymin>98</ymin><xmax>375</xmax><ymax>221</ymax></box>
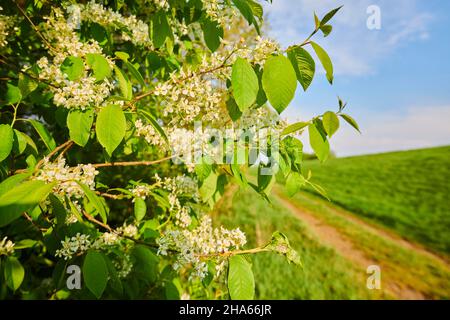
<box><xmin>300</xmin><ymin>194</ymin><xmax>449</xmax><ymax>265</ymax></box>
<box><xmin>274</xmin><ymin>193</ymin><xmax>428</xmax><ymax>299</ymax></box>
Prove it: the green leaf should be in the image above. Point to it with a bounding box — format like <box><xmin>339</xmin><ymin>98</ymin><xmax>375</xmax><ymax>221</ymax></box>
<box><xmin>86</xmin><ymin>53</ymin><xmax>111</xmax><ymax>81</ymax></box>
<box><xmin>314</xmin><ymin>12</ymin><xmax>321</xmax><ymax>30</ymax></box>
<box><xmin>0</xmin><ymin>172</ymin><xmax>31</xmax><ymax>197</ymax></box>
<box><xmin>76</xmin><ymin>182</ymin><xmax>107</xmax><ymax>223</ymax></box>
<box><xmin>165</xmin><ymin>281</ymin><xmax>180</xmax><ymax>300</ymax></box>
<box><xmin>265</xmin><ymin>231</ymin><xmax>302</xmax><ymax>266</ymax></box>
<box><xmin>233</xmin><ymin>0</ymin><xmax>255</xmax><ymax>26</ymax></box>
<box><xmin>226</xmin><ymin>98</ymin><xmax>242</xmax><ymax>122</ymax></box>
<box><xmin>18</xmin><ymin>74</ymin><xmax>38</xmax><ymax>97</ymax></box>
<box><xmin>255</xmin><ymin>67</ymin><xmax>267</xmax><ymax>106</ymax></box>
<box><xmin>340</xmin><ymin>113</ymin><xmax>361</xmax><ymax>133</ymax></box>
<box><xmin>309</xmin><ymin>123</ymin><xmax>330</xmax><ymax>163</ymax></box>
<box><xmin>5</xmin><ymin>84</ymin><xmax>22</xmax><ymax>104</ymax></box>
<box><xmin>228</xmin><ymin>255</ymin><xmax>255</xmax><ymax>300</ymax></box>
<box><xmin>83</xmin><ymin>250</ymin><xmax>109</xmax><ymax>299</ymax></box>
<box><xmin>13</xmin><ymin>129</ymin><xmax>27</xmax><ymax>155</ymax></box>
<box><xmin>323</xmin><ymin>111</ymin><xmax>340</xmax><ymax>137</ymax></box>
<box><xmin>124</xmin><ymin>61</ymin><xmax>146</xmax><ymax>88</ymax></box>
<box><xmin>307</xmin><ymin>180</ymin><xmax>330</xmax><ymax>201</ymax></box>
<box><xmin>195</xmin><ymin>158</ymin><xmax>212</xmax><ymax>182</ymax></box>
<box><xmin>281</xmin><ymin>121</ymin><xmax>309</xmax><ymax>136</ymax></box>
<box><xmin>0</xmin><ymin>180</ymin><xmax>55</xmax><ymax>227</ymax></box>
<box><xmin>20</xmin><ymin>132</ymin><xmax>38</xmax><ymax>154</ymax></box>
<box><xmin>231</xmin><ymin>164</ymin><xmax>248</xmax><ymax>189</ymax></box>
<box><xmin>3</xmin><ymin>256</ymin><xmax>25</xmax><ymax>291</ymax></box>
<box><xmin>96</xmin><ymin>104</ymin><xmax>126</xmax><ymax>156</ymax></box>
<box><xmin>49</xmin><ymin>194</ymin><xmax>68</xmax><ymax>227</ymax></box>
<box><xmin>14</xmin><ymin>239</ymin><xmax>37</xmax><ymax>250</ymax></box>
<box><xmin>134</xmin><ymin>198</ymin><xmax>147</xmax><ymax>221</ymax></box>
<box><xmin>152</xmin><ymin>11</ymin><xmax>172</xmax><ymax>48</ymax></box>
<box><xmin>262</xmin><ymin>55</ymin><xmax>297</xmax><ymax>114</ymax></box>
<box><xmin>257</xmin><ymin>166</ymin><xmax>273</xmax><ymax>193</ymax></box>
<box><xmin>232</xmin><ymin>58</ymin><xmax>259</xmax><ymax>112</ymax></box>
<box><xmin>247</xmin><ymin>0</ymin><xmax>263</xmax><ymax>21</ymax></box>
<box><xmin>113</xmin><ymin>65</ymin><xmax>132</xmax><ymax>100</ymax></box>
<box><xmin>0</xmin><ymin>124</ymin><xmax>14</xmax><ymax>162</ymax></box>
<box><xmin>60</xmin><ymin>56</ymin><xmax>84</xmax><ymax>81</ymax></box>
<box><xmin>114</xmin><ymin>51</ymin><xmax>130</xmax><ymax>62</ymax></box>
<box><xmin>320</xmin><ymin>24</ymin><xmax>333</xmax><ymax>37</ymax></box>
<box><xmin>320</xmin><ymin>6</ymin><xmax>343</xmax><ymax>26</ymax></box>
<box><xmin>103</xmin><ymin>255</ymin><xmax>123</xmax><ymax>295</ymax></box>
<box><xmin>287</xmin><ymin>46</ymin><xmax>315</xmax><ymax>91</ymax></box>
<box><xmin>310</xmin><ymin>41</ymin><xmax>333</xmax><ymax>84</ymax></box>
<box><xmin>132</xmin><ymin>245</ymin><xmax>159</xmax><ymax>283</ymax></box>
<box><xmin>199</xmin><ymin>171</ymin><xmax>218</xmax><ymax>202</ymax></box>
<box><xmin>67</xmin><ymin>108</ymin><xmax>94</xmax><ymax>147</ymax></box>
<box><xmin>202</xmin><ymin>19</ymin><xmax>223</xmax><ymax>52</ymax></box>
<box><xmin>281</xmin><ymin>136</ymin><xmax>303</xmax><ymax>171</ymax></box>
<box><xmin>28</xmin><ymin>119</ymin><xmax>56</xmax><ymax>151</ymax></box>
<box><xmin>286</xmin><ymin>172</ymin><xmax>306</xmax><ymax>197</ymax></box>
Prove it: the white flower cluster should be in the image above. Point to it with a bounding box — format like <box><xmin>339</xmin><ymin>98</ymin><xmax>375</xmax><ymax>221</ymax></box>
<box><xmin>154</xmin><ymin>68</ymin><xmax>223</xmax><ymax>126</ymax></box>
<box><xmin>157</xmin><ymin>215</ymin><xmax>246</xmax><ymax>280</ymax></box>
<box><xmin>37</xmin><ymin>8</ymin><xmax>113</xmax><ymax>109</ymax></box>
<box><xmin>134</xmin><ymin>119</ymin><xmax>167</xmax><ymax>149</ymax></box>
<box><xmin>130</xmin><ymin>184</ymin><xmax>153</xmax><ymax>200</ymax></box>
<box><xmin>152</xmin><ymin>0</ymin><xmax>170</xmax><ymax>11</ymax></box>
<box><xmin>65</xmin><ymin>212</ymin><xmax>79</xmax><ymax>225</ymax></box>
<box><xmin>0</xmin><ymin>7</ymin><xmax>17</xmax><ymax>48</ymax></box>
<box><xmin>246</xmin><ymin>36</ymin><xmax>281</xmax><ymax>65</ymax></box>
<box><xmin>34</xmin><ymin>157</ymin><xmax>99</xmax><ymax>199</ymax></box>
<box><xmin>78</xmin><ymin>1</ymin><xmax>152</xmax><ymax>47</ymax></box>
<box><xmin>55</xmin><ymin>233</ymin><xmax>92</xmax><ymax>260</ymax></box>
<box><xmin>164</xmin><ymin>175</ymin><xmax>199</xmax><ymax>228</ymax></box>
<box><xmin>129</xmin><ymin>174</ymin><xmax>163</xmax><ymax>200</ymax></box>
<box><xmin>117</xmin><ymin>223</ymin><xmax>138</xmax><ymax>238</ymax></box>
<box><xmin>55</xmin><ymin>230</ymin><xmax>123</xmax><ymax>260</ymax></box>
<box><xmin>94</xmin><ymin>232</ymin><xmax>120</xmax><ymax>247</ymax></box>
<box><xmin>130</xmin><ymin>174</ymin><xmax>199</xmax><ymax>227</ymax></box>
<box><xmin>113</xmin><ymin>253</ymin><xmax>133</xmax><ymax>278</ymax></box>
<box><xmin>165</xmin><ymin>175</ymin><xmax>199</xmax><ymax>198</ymax></box>
<box><xmin>0</xmin><ymin>236</ymin><xmax>15</xmax><ymax>256</ymax></box>
<box><xmin>238</xmin><ymin>105</ymin><xmax>283</xmax><ymax>130</ymax></box>
<box><xmin>135</xmin><ymin>121</ymin><xmax>225</xmax><ymax>168</ymax></box>
<box><xmin>201</xmin><ymin>0</ymin><xmax>236</xmax><ymax>26</ymax></box>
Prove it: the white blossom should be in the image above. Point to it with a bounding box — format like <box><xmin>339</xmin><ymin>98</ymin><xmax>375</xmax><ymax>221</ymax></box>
<box><xmin>113</xmin><ymin>253</ymin><xmax>133</xmax><ymax>278</ymax></box>
<box><xmin>36</xmin><ymin>8</ymin><xmax>114</xmax><ymax>110</ymax></box>
<box><xmin>55</xmin><ymin>233</ymin><xmax>92</xmax><ymax>260</ymax></box>
<box><xmin>156</xmin><ymin>215</ymin><xmax>247</xmax><ymax>280</ymax></box>
<box><xmin>0</xmin><ymin>236</ymin><xmax>15</xmax><ymax>256</ymax></box>
<box><xmin>0</xmin><ymin>7</ymin><xmax>17</xmax><ymax>48</ymax></box>
<box><xmin>117</xmin><ymin>223</ymin><xmax>138</xmax><ymax>238</ymax></box>
<box><xmin>34</xmin><ymin>157</ymin><xmax>98</xmax><ymax>199</ymax></box>
<box><xmin>78</xmin><ymin>1</ymin><xmax>152</xmax><ymax>47</ymax></box>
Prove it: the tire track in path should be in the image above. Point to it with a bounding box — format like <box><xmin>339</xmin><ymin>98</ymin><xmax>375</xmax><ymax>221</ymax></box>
<box><xmin>274</xmin><ymin>193</ymin><xmax>427</xmax><ymax>300</ymax></box>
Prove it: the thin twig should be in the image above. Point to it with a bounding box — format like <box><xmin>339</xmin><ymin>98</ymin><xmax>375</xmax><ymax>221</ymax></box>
<box><xmin>92</xmin><ymin>155</ymin><xmax>174</xmax><ymax>168</ymax></box>
<box><xmin>14</xmin><ymin>1</ymin><xmax>56</xmax><ymax>52</ymax></box>
<box><xmin>34</xmin><ymin>140</ymin><xmax>74</xmax><ymax>171</ymax></box>
<box><xmin>96</xmin><ymin>191</ymin><xmax>127</xmax><ymax>200</ymax></box>
<box><xmin>81</xmin><ymin>210</ymin><xmax>166</xmax><ymax>250</ymax></box>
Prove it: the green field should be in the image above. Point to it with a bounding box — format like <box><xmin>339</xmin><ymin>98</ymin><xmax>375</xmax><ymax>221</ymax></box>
<box><xmin>217</xmin><ymin>187</ymin><xmax>450</xmax><ymax>299</ymax></box>
<box><xmin>216</xmin><ymin>190</ymin><xmax>385</xmax><ymax>299</ymax></box>
<box><xmin>302</xmin><ymin>146</ymin><xmax>450</xmax><ymax>254</ymax></box>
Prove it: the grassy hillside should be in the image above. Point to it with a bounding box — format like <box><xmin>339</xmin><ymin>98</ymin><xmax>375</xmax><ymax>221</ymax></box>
<box><xmin>216</xmin><ymin>189</ymin><xmax>385</xmax><ymax>299</ymax></box>
<box><xmin>302</xmin><ymin>146</ymin><xmax>450</xmax><ymax>254</ymax></box>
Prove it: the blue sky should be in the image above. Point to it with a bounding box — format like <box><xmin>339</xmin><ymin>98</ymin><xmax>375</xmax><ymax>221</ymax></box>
<box><xmin>263</xmin><ymin>0</ymin><xmax>450</xmax><ymax>156</ymax></box>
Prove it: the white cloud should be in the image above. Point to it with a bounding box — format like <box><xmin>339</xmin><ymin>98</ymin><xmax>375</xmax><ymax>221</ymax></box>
<box><xmin>318</xmin><ymin>105</ymin><xmax>450</xmax><ymax>156</ymax></box>
<box><xmin>263</xmin><ymin>0</ymin><xmax>434</xmax><ymax>76</ymax></box>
